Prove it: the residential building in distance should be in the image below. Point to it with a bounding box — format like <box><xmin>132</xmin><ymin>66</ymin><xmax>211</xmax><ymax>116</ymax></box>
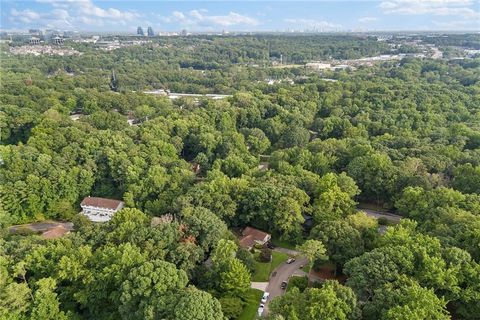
<box><xmin>137</xmin><ymin>26</ymin><xmax>144</xmax><ymax>36</ymax></box>
<box><xmin>239</xmin><ymin>226</ymin><xmax>271</xmax><ymax>249</ymax></box>
<box><xmin>305</xmin><ymin>62</ymin><xmax>332</xmax><ymax>70</ymax></box>
<box><xmin>29</xmin><ymin>37</ymin><xmax>40</xmax><ymax>45</ymax></box>
<box><xmin>80</xmin><ymin>196</ymin><xmax>124</xmax><ymax>222</ymax></box>
<box><xmin>147</xmin><ymin>26</ymin><xmax>155</xmax><ymax>37</ymax></box>
<box><xmin>51</xmin><ymin>36</ymin><xmax>64</xmax><ymax>45</ymax></box>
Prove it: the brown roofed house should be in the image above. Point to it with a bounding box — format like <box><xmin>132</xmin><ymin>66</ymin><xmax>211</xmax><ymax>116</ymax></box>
<box><xmin>239</xmin><ymin>226</ymin><xmax>271</xmax><ymax>249</ymax></box>
<box><xmin>41</xmin><ymin>225</ymin><xmax>70</xmax><ymax>239</ymax></box>
<box><xmin>80</xmin><ymin>196</ymin><xmax>124</xmax><ymax>222</ymax></box>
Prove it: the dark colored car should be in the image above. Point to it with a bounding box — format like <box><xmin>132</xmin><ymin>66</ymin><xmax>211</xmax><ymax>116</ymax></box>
<box><xmin>266</xmin><ymin>242</ymin><xmax>275</xmax><ymax>249</ymax></box>
<box><xmin>281</xmin><ymin>281</ymin><xmax>288</xmax><ymax>289</ymax></box>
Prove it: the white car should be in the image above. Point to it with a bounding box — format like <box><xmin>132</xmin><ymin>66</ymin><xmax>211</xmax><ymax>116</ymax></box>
<box><xmin>261</xmin><ymin>292</ymin><xmax>270</xmax><ymax>303</ymax></box>
<box><xmin>257</xmin><ymin>304</ymin><xmax>265</xmax><ymax>316</ymax></box>
<box><xmin>286</xmin><ymin>258</ymin><xmax>296</xmax><ymax>264</ymax></box>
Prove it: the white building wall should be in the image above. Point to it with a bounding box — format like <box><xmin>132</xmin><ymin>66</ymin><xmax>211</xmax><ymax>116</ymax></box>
<box><xmin>81</xmin><ymin>203</ymin><xmax>124</xmax><ymax>222</ymax></box>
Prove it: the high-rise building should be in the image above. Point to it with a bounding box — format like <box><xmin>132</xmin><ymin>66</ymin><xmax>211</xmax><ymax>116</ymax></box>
<box><xmin>147</xmin><ymin>26</ymin><xmax>154</xmax><ymax>37</ymax></box>
<box><xmin>28</xmin><ymin>29</ymin><xmax>42</xmax><ymax>36</ymax></box>
<box><xmin>137</xmin><ymin>26</ymin><xmax>144</xmax><ymax>36</ymax></box>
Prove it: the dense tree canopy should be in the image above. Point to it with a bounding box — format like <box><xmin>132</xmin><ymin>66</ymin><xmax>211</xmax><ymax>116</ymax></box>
<box><xmin>1</xmin><ymin>33</ymin><xmax>479</xmax><ymax>319</ymax></box>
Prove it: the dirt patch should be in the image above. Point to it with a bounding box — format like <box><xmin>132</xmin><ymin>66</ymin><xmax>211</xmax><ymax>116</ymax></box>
<box><xmin>310</xmin><ymin>263</ymin><xmax>348</xmax><ymax>284</ymax></box>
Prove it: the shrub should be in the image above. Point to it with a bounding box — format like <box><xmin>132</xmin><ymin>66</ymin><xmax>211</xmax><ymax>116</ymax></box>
<box><xmin>287</xmin><ymin>276</ymin><xmax>308</xmax><ymax>292</ymax></box>
<box><xmin>237</xmin><ymin>248</ymin><xmax>255</xmax><ymax>272</ymax></box>
<box><xmin>219</xmin><ymin>297</ymin><xmax>244</xmax><ymax>319</ymax></box>
<box><xmin>378</xmin><ymin>217</ymin><xmax>389</xmax><ymax>225</ymax></box>
<box><xmin>259</xmin><ymin>248</ymin><xmax>272</xmax><ymax>262</ymax></box>
<box><xmin>14</xmin><ymin>226</ymin><xmax>36</xmax><ymax>236</ymax></box>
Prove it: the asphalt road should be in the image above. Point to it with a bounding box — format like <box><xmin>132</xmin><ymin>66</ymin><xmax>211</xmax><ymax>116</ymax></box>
<box><xmin>9</xmin><ymin>221</ymin><xmax>74</xmax><ymax>233</ymax></box>
<box><xmin>357</xmin><ymin>208</ymin><xmax>402</xmax><ymax>223</ymax></box>
<box><xmin>263</xmin><ymin>256</ymin><xmax>308</xmax><ymax>315</ymax></box>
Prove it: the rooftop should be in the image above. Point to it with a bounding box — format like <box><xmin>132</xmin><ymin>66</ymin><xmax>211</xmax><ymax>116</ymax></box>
<box><xmin>41</xmin><ymin>225</ymin><xmax>70</xmax><ymax>239</ymax></box>
<box><xmin>239</xmin><ymin>234</ymin><xmax>256</xmax><ymax>248</ymax></box>
<box><xmin>241</xmin><ymin>226</ymin><xmax>270</xmax><ymax>241</ymax></box>
<box><xmin>80</xmin><ymin>196</ymin><xmax>124</xmax><ymax>210</ymax></box>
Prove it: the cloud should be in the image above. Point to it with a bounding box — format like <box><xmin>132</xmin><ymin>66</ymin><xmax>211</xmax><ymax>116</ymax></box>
<box><xmin>379</xmin><ymin>0</ymin><xmax>480</xmax><ymax>19</ymax></box>
<box><xmin>284</xmin><ymin>18</ymin><xmax>341</xmax><ymax>30</ymax></box>
<box><xmin>160</xmin><ymin>9</ymin><xmax>258</xmax><ymax>28</ymax></box>
<box><xmin>8</xmin><ymin>0</ymin><xmax>140</xmax><ymax>29</ymax></box>
<box><xmin>432</xmin><ymin>19</ymin><xmax>480</xmax><ymax>29</ymax></box>
<box><xmin>10</xmin><ymin>9</ymin><xmax>40</xmax><ymax>23</ymax></box>
<box><xmin>358</xmin><ymin>16</ymin><xmax>379</xmax><ymax>23</ymax></box>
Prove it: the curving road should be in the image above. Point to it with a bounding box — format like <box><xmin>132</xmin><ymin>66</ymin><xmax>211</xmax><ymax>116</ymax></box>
<box><xmin>263</xmin><ymin>254</ymin><xmax>308</xmax><ymax>315</ymax></box>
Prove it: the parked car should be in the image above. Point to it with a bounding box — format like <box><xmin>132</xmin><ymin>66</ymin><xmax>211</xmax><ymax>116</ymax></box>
<box><xmin>261</xmin><ymin>292</ymin><xmax>270</xmax><ymax>303</ymax></box>
<box><xmin>271</xmin><ymin>271</ymin><xmax>277</xmax><ymax>277</ymax></box>
<box><xmin>266</xmin><ymin>242</ymin><xmax>275</xmax><ymax>249</ymax></box>
<box><xmin>286</xmin><ymin>258</ymin><xmax>296</xmax><ymax>264</ymax></box>
<box><xmin>281</xmin><ymin>281</ymin><xmax>288</xmax><ymax>289</ymax></box>
<box><xmin>257</xmin><ymin>304</ymin><xmax>265</xmax><ymax>316</ymax></box>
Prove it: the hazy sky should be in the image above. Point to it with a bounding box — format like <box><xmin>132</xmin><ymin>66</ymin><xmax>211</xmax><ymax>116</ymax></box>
<box><xmin>2</xmin><ymin>0</ymin><xmax>480</xmax><ymax>32</ymax></box>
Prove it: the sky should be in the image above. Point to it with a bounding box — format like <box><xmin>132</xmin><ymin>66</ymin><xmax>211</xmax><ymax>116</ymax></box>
<box><xmin>1</xmin><ymin>0</ymin><xmax>479</xmax><ymax>32</ymax></box>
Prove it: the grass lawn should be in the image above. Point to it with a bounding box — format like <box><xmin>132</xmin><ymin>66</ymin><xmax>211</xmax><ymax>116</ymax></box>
<box><xmin>270</xmin><ymin>237</ymin><xmax>298</xmax><ymax>250</ymax></box>
<box><xmin>238</xmin><ymin>288</ymin><xmax>263</xmax><ymax>320</ymax></box>
<box><xmin>252</xmin><ymin>251</ymin><xmax>289</xmax><ymax>282</ymax></box>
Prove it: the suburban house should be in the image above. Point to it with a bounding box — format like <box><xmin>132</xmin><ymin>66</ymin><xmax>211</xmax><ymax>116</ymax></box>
<box><xmin>239</xmin><ymin>226</ymin><xmax>271</xmax><ymax>249</ymax></box>
<box><xmin>80</xmin><ymin>196</ymin><xmax>124</xmax><ymax>222</ymax></box>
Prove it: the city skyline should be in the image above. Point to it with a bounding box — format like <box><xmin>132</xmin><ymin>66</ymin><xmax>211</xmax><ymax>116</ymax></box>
<box><xmin>1</xmin><ymin>0</ymin><xmax>480</xmax><ymax>32</ymax></box>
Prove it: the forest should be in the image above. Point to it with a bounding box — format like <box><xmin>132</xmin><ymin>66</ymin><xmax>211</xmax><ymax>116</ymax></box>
<box><xmin>1</xmin><ymin>34</ymin><xmax>480</xmax><ymax>320</ymax></box>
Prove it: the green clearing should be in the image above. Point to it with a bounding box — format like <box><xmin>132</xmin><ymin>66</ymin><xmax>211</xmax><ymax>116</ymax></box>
<box><xmin>238</xmin><ymin>288</ymin><xmax>263</xmax><ymax>320</ymax></box>
<box><xmin>270</xmin><ymin>237</ymin><xmax>298</xmax><ymax>250</ymax></box>
<box><xmin>301</xmin><ymin>264</ymin><xmax>310</xmax><ymax>273</ymax></box>
<box><xmin>251</xmin><ymin>251</ymin><xmax>289</xmax><ymax>282</ymax></box>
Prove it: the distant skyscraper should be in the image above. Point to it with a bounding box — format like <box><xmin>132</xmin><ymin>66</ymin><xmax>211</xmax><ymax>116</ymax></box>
<box><xmin>28</xmin><ymin>29</ymin><xmax>42</xmax><ymax>36</ymax></box>
<box><xmin>137</xmin><ymin>26</ymin><xmax>144</xmax><ymax>36</ymax></box>
<box><xmin>147</xmin><ymin>26</ymin><xmax>154</xmax><ymax>37</ymax></box>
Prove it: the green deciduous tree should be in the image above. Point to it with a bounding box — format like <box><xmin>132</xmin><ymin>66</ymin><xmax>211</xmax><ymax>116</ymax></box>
<box><xmin>363</xmin><ymin>276</ymin><xmax>449</xmax><ymax>320</ymax></box>
<box><xmin>296</xmin><ymin>240</ymin><xmax>328</xmax><ymax>272</ymax></box>
<box><xmin>269</xmin><ymin>281</ymin><xmax>359</xmax><ymax>320</ymax></box>
<box><xmin>165</xmin><ymin>287</ymin><xmax>224</xmax><ymax>320</ymax></box>
<box><xmin>347</xmin><ymin>152</ymin><xmax>397</xmax><ymax>205</ymax></box>
<box><xmin>119</xmin><ymin>260</ymin><xmax>188</xmax><ymax>320</ymax></box>
<box><xmin>31</xmin><ymin>278</ymin><xmax>67</xmax><ymax>320</ymax></box>
<box><xmin>310</xmin><ymin>220</ymin><xmax>364</xmax><ymax>273</ymax></box>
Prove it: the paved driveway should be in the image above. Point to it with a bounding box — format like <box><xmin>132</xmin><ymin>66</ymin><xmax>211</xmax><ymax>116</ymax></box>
<box><xmin>263</xmin><ymin>255</ymin><xmax>308</xmax><ymax>315</ymax></box>
<box><xmin>251</xmin><ymin>282</ymin><xmax>268</xmax><ymax>291</ymax></box>
<box><xmin>9</xmin><ymin>221</ymin><xmax>74</xmax><ymax>233</ymax></box>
